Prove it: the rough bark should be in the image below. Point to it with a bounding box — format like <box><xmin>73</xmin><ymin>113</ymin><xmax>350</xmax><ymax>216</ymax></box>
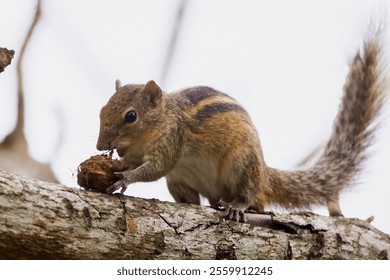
<box><xmin>0</xmin><ymin>168</ymin><xmax>389</xmax><ymax>260</ymax></box>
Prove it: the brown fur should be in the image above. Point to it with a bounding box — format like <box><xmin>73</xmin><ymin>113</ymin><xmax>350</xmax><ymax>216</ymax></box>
<box><xmin>97</xmin><ymin>36</ymin><xmax>386</xmax><ymax>220</ymax></box>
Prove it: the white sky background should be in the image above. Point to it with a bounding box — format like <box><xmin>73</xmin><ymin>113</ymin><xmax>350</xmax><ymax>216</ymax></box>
<box><xmin>1</xmin><ymin>0</ymin><xmax>390</xmax><ymax>233</ymax></box>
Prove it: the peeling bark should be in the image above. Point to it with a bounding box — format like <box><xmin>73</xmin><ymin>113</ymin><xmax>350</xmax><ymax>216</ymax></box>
<box><xmin>0</xmin><ymin>169</ymin><xmax>389</xmax><ymax>260</ymax></box>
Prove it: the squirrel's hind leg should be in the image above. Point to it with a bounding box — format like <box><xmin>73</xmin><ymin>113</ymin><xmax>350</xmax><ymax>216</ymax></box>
<box><xmin>166</xmin><ymin>179</ymin><xmax>201</xmax><ymax>205</ymax></box>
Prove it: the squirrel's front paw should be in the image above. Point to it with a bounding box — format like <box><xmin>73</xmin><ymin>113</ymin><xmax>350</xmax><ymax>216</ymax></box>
<box><xmin>106</xmin><ymin>172</ymin><xmax>129</xmax><ymax>194</ymax></box>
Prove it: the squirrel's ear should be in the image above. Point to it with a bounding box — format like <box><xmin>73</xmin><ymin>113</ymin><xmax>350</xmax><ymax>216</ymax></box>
<box><xmin>142</xmin><ymin>80</ymin><xmax>162</xmax><ymax>106</ymax></box>
<box><xmin>115</xmin><ymin>79</ymin><xmax>121</xmax><ymax>90</ymax></box>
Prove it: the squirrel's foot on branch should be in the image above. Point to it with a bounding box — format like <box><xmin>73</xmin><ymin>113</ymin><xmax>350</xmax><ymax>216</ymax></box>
<box><xmin>216</xmin><ymin>200</ymin><xmax>249</xmax><ymax>223</ymax></box>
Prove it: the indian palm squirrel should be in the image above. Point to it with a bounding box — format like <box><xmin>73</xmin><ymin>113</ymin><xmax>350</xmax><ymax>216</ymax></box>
<box><xmin>96</xmin><ymin>36</ymin><xmax>386</xmax><ymax>221</ymax></box>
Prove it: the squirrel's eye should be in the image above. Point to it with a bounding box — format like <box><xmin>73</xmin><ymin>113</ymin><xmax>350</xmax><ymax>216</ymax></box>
<box><xmin>124</xmin><ymin>110</ymin><xmax>137</xmax><ymax>124</ymax></box>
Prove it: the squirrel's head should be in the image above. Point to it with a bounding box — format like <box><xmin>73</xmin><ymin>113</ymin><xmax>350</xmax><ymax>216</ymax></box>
<box><xmin>96</xmin><ymin>80</ymin><xmax>163</xmax><ymax>156</ymax></box>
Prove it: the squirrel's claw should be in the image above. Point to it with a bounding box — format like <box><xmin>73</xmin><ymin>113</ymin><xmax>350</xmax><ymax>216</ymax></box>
<box><xmin>106</xmin><ymin>178</ymin><xmax>128</xmax><ymax>194</ymax></box>
<box><xmin>226</xmin><ymin>207</ymin><xmax>246</xmax><ymax>222</ymax></box>
<box><xmin>217</xmin><ymin>200</ymin><xmax>248</xmax><ymax>223</ymax></box>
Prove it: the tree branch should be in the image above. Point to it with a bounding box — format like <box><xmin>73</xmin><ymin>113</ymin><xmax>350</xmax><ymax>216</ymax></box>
<box><xmin>0</xmin><ymin>0</ymin><xmax>58</xmax><ymax>184</ymax></box>
<box><xmin>160</xmin><ymin>0</ymin><xmax>188</xmax><ymax>86</ymax></box>
<box><xmin>0</xmin><ymin>168</ymin><xmax>389</xmax><ymax>260</ymax></box>
<box><xmin>4</xmin><ymin>0</ymin><xmax>42</xmax><ymax>147</ymax></box>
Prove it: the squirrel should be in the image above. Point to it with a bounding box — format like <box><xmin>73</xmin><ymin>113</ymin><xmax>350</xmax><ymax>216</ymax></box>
<box><xmin>96</xmin><ymin>35</ymin><xmax>386</xmax><ymax>221</ymax></box>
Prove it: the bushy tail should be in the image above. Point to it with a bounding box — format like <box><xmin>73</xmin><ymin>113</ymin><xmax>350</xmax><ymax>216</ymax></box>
<box><xmin>266</xmin><ymin>34</ymin><xmax>387</xmax><ymax>216</ymax></box>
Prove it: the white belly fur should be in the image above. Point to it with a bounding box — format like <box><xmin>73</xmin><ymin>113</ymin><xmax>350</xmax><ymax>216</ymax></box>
<box><xmin>167</xmin><ymin>153</ymin><xmax>221</xmax><ymax>200</ymax></box>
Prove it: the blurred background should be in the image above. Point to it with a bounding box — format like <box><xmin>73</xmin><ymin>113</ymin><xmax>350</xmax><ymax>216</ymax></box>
<box><xmin>1</xmin><ymin>0</ymin><xmax>389</xmax><ymax>233</ymax></box>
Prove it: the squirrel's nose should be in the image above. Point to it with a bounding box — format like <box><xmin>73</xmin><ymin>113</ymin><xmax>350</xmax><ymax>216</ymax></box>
<box><xmin>96</xmin><ymin>138</ymin><xmax>111</xmax><ymax>151</ymax></box>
